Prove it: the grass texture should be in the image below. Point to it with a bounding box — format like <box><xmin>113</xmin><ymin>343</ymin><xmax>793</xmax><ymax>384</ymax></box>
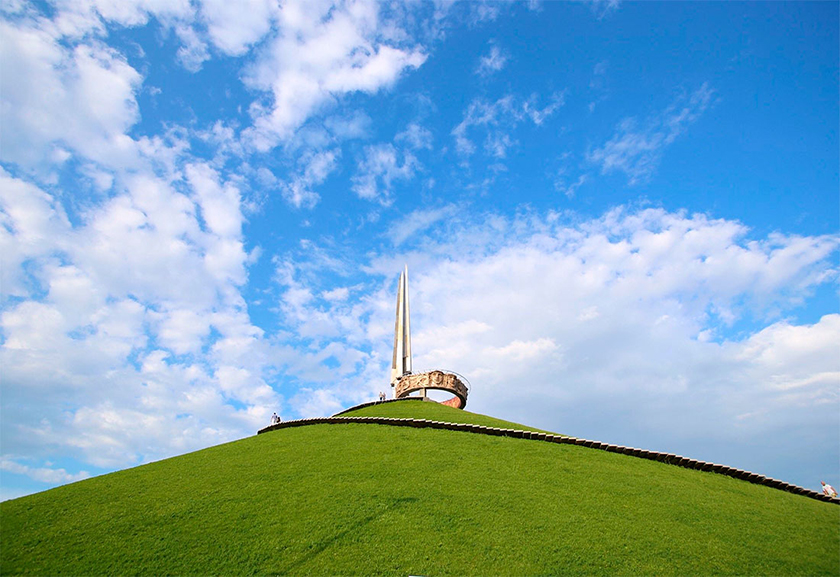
<box><xmin>2</xmin><ymin>405</ymin><xmax>837</xmax><ymax>575</ymax></box>
<box><xmin>338</xmin><ymin>399</ymin><xmax>554</xmax><ymax>432</ymax></box>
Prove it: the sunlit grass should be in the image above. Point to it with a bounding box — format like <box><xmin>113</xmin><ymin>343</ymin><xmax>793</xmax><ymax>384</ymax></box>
<box><xmin>338</xmin><ymin>399</ymin><xmax>554</xmax><ymax>432</ymax></box>
<box><xmin>2</xmin><ymin>406</ymin><xmax>837</xmax><ymax>575</ymax></box>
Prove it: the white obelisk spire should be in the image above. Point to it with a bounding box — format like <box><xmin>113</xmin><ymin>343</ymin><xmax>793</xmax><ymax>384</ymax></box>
<box><xmin>390</xmin><ymin>265</ymin><xmax>412</xmax><ymax>389</ymax></box>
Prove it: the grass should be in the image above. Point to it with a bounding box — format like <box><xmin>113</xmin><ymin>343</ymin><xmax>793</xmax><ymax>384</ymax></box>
<box><xmin>338</xmin><ymin>399</ymin><xmax>555</xmax><ymax>432</ymax></box>
<box><xmin>2</xmin><ymin>406</ymin><xmax>838</xmax><ymax>575</ymax></box>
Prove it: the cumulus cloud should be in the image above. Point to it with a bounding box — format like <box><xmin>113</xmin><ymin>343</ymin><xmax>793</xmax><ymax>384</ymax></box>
<box><xmin>0</xmin><ymin>169</ymin><xmax>72</xmax><ymax>297</ymax></box>
<box><xmin>175</xmin><ymin>24</ymin><xmax>210</xmax><ymax>72</ymax></box>
<box><xmin>732</xmin><ymin>317</ymin><xmax>840</xmax><ymax>398</ymax></box>
<box><xmin>241</xmin><ymin>0</ymin><xmax>426</xmax><ymax>151</ymax></box>
<box><xmin>187</xmin><ymin>164</ymin><xmax>243</xmax><ymax>238</ymax></box>
<box><xmin>199</xmin><ymin>0</ymin><xmax>276</xmax><ymax>56</ymax></box>
<box><xmin>588</xmin><ymin>83</ymin><xmax>714</xmax><ymax>184</ymax></box>
<box><xmin>279</xmin><ymin>207</ymin><xmax>839</xmax><ymax>487</ymax></box>
<box><xmin>0</xmin><ymin>458</ymin><xmax>90</xmax><ymax>484</ymax></box>
<box><xmin>0</xmin><ymin>0</ymin><xmax>433</xmax><ymax>496</ymax></box>
<box><xmin>351</xmin><ymin>143</ymin><xmax>418</xmax><ymax>203</ymax></box>
<box><xmin>0</xmin><ymin>153</ymin><xmax>277</xmax><ymax>475</ymax></box>
<box><xmin>53</xmin><ymin>0</ymin><xmax>192</xmax><ymax>31</ymax></box>
<box><xmin>1</xmin><ymin>0</ymin><xmax>428</xmax><ymax>175</ymax></box>
<box><xmin>0</xmin><ymin>19</ymin><xmax>142</xmax><ymax>168</ymax></box>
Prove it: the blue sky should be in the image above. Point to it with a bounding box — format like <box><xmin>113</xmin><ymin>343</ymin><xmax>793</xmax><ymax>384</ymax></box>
<box><xmin>1</xmin><ymin>0</ymin><xmax>838</xmax><ymax>501</ymax></box>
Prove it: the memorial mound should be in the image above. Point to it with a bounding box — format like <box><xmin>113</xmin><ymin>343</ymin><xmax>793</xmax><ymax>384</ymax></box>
<box><xmin>2</xmin><ymin>402</ymin><xmax>837</xmax><ymax>575</ymax></box>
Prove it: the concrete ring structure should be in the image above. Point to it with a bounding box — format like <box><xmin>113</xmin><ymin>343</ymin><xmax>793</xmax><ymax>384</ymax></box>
<box><xmin>394</xmin><ymin>370</ymin><xmax>469</xmax><ymax>409</ymax></box>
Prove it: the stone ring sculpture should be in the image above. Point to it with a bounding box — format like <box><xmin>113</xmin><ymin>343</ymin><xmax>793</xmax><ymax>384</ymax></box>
<box><xmin>394</xmin><ymin>370</ymin><xmax>469</xmax><ymax>409</ymax></box>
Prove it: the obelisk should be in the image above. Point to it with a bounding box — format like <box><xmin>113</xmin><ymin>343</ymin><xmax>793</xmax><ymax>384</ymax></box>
<box><xmin>390</xmin><ymin>265</ymin><xmax>413</xmax><ymax>395</ymax></box>
<box><xmin>388</xmin><ymin>266</ymin><xmax>469</xmax><ymax>409</ymax></box>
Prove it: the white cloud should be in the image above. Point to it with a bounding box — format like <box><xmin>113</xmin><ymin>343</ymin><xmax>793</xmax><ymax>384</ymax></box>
<box><xmin>452</xmin><ymin>93</ymin><xmax>564</xmax><ymax>159</ymax></box>
<box><xmin>0</xmin><ymin>20</ymin><xmax>142</xmax><ymax>168</ymax></box>
<box><xmin>0</xmin><ymin>458</ymin><xmax>90</xmax><ymax>484</ymax></box>
<box><xmin>0</xmin><ymin>153</ymin><xmax>276</xmax><ymax>474</ymax></box>
<box><xmin>199</xmin><ymin>0</ymin><xmax>276</xmax><ymax>56</ymax></box>
<box><xmin>70</xmin><ymin>176</ymin><xmax>207</xmax><ymax>307</ymax></box>
<box><xmin>396</xmin><ymin>123</ymin><xmax>433</xmax><ymax>150</ymax></box>
<box><xmin>385</xmin><ymin>205</ymin><xmax>459</xmax><ymax>246</ymax></box>
<box><xmin>79</xmin><ymin>164</ymin><xmax>115</xmax><ymax>192</ymax></box>
<box><xmin>351</xmin><ymin>143</ymin><xmax>418</xmax><ymax>203</ymax></box>
<box><xmin>485</xmin><ymin>337</ymin><xmax>558</xmax><ymax>362</ymax></box>
<box><xmin>273</xmin><ymin>259</ymin><xmax>366</xmax><ymax>345</ymax></box>
<box><xmin>523</xmin><ymin>92</ymin><xmax>565</xmax><ymax>125</ymax></box>
<box><xmin>281</xmin><ymin>148</ymin><xmax>341</xmax><ymax>209</ymax></box>
<box><xmin>186</xmin><ymin>163</ymin><xmax>244</xmax><ymax>239</ymax></box>
<box><xmin>241</xmin><ymin>0</ymin><xmax>426</xmax><ymax>151</ymax></box>
<box><xmin>0</xmin><ymin>2</ymin><xmax>369</xmax><ymax>495</ymax></box>
<box><xmin>476</xmin><ymin>44</ymin><xmax>507</xmax><ymax>76</ymax></box>
<box><xmin>153</xmin><ymin>309</ymin><xmax>211</xmax><ymax>355</ymax></box>
<box><xmin>196</xmin><ymin>121</ymin><xmax>244</xmax><ymax>160</ymax></box>
<box><xmin>175</xmin><ymin>24</ymin><xmax>210</xmax><ymax>72</ymax></box>
<box><xmin>590</xmin><ymin>60</ymin><xmax>608</xmax><ymax>89</ymax></box>
<box><xmin>215</xmin><ymin>365</ymin><xmax>277</xmax><ymax>405</ymax></box>
<box><xmin>0</xmin><ymin>168</ymin><xmax>72</xmax><ymax>298</ymax></box>
<box><xmin>52</xmin><ymin>0</ymin><xmax>193</xmax><ymax>31</ymax></box>
<box><xmin>484</xmin><ymin>132</ymin><xmax>514</xmax><ymax>159</ymax></box>
<box><xmin>399</xmin><ymin>211</ymin><xmax>837</xmax><ymax>480</ymax></box>
<box><xmin>733</xmin><ymin>316</ymin><xmax>840</xmax><ymax>397</ymax></box>
<box><xmin>324</xmin><ymin>111</ymin><xmax>372</xmax><ymax>139</ymax></box>
<box><xmin>466</xmin><ymin>1</ymin><xmax>505</xmax><ymax>25</ymax></box>
<box><xmin>452</xmin><ymin>96</ymin><xmax>511</xmax><ymax>156</ymax></box>
<box><xmin>587</xmin><ymin>0</ymin><xmax>621</xmax><ymax>19</ymax></box>
<box><xmin>281</xmin><ymin>207</ymin><xmax>838</xmax><ymax>487</ymax></box>
<box><xmin>289</xmin><ymin>388</ymin><xmax>346</xmax><ymax>419</ymax></box>
<box><xmin>33</xmin><ymin>0</ymin><xmax>193</xmax><ymax>43</ymax></box>
<box><xmin>60</xmin><ymin>394</ymin><xmax>255</xmax><ymax>468</ymax></box>
<box><xmin>554</xmin><ymin>172</ymin><xmax>587</xmax><ymax>198</ymax></box>
<box><xmin>588</xmin><ymin>83</ymin><xmax>714</xmax><ymax>184</ymax></box>
<box><xmin>322</xmin><ymin>287</ymin><xmax>350</xmax><ymax>302</ymax></box>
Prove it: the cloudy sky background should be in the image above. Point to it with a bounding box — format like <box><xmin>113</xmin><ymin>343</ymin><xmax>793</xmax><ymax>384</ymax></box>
<box><xmin>1</xmin><ymin>0</ymin><xmax>837</xmax><ymax>500</ymax></box>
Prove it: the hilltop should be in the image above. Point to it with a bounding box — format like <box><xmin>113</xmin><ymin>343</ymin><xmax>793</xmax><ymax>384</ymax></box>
<box><xmin>2</xmin><ymin>401</ymin><xmax>837</xmax><ymax>575</ymax></box>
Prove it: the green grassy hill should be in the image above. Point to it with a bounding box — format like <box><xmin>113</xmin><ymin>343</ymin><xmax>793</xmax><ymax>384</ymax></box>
<box><xmin>2</xmin><ymin>401</ymin><xmax>837</xmax><ymax>575</ymax></box>
<box><xmin>338</xmin><ymin>399</ymin><xmax>553</xmax><ymax>431</ymax></box>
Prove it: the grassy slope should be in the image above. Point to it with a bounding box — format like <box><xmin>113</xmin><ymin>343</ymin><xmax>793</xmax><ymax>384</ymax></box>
<box><xmin>339</xmin><ymin>400</ymin><xmax>554</xmax><ymax>432</ymax></box>
<box><xmin>1</xmin><ymin>411</ymin><xmax>837</xmax><ymax>575</ymax></box>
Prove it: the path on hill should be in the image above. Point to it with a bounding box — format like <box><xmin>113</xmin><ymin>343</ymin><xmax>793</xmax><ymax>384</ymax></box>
<box><xmin>259</xmin><ymin>410</ymin><xmax>838</xmax><ymax>506</ymax></box>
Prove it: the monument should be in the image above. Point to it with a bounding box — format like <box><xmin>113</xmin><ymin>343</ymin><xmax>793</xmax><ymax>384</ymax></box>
<box><xmin>389</xmin><ymin>266</ymin><xmax>469</xmax><ymax>409</ymax></box>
